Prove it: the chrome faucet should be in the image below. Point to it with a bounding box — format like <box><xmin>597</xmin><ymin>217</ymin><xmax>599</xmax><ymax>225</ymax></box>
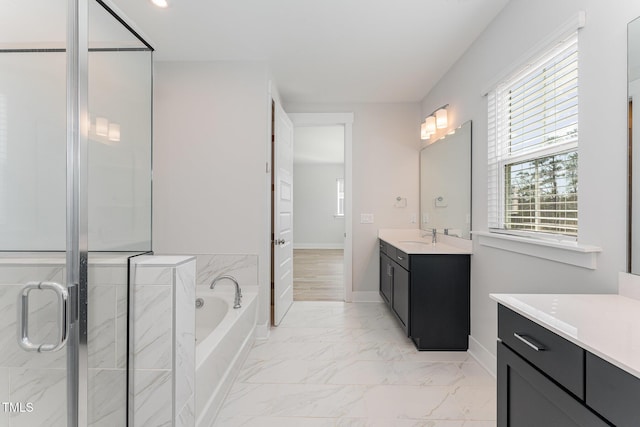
<box><xmin>210</xmin><ymin>275</ymin><xmax>242</xmax><ymax>309</ymax></box>
<box><xmin>431</xmin><ymin>228</ymin><xmax>437</xmax><ymax>244</ymax></box>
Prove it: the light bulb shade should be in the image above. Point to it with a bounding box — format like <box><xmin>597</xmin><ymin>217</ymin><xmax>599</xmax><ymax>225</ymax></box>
<box><xmin>425</xmin><ymin>115</ymin><xmax>436</xmax><ymax>134</ymax></box>
<box><xmin>151</xmin><ymin>0</ymin><xmax>168</xmax><ymax>7</ymax></box>
<box><xmin>435</xmin><ymin>108</ymin><xmax>448</xmax><ymax>129</ymax></box>
<box><xmin>108</xmin><ymin>123</ymin><xmax>121</xmax><ymax>142</ymax></box>
<box><xmin>96</xmin><ymin>117</ymin><xmax>109</xmax><ymax>137</ymax></box>
<box><xmin>420</xmin><ymin>122</ymin><xmax>429</xmax><ymax>140</ymax></box>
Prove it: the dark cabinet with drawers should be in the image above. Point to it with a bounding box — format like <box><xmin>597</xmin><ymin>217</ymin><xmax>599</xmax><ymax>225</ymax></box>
<box><xmin>379</xmin><ymin>239</ymin><xmax>470</xmax><ymax>350</ymax></box>
<box><xmin>379</xmin><ymin>240</ymin><xmax>409</xmax><ymax>333</ymax></box>
<box><xmin>497</xmin><ymin>304</ymin><xmax>640</xmax><ymax>427</ymax></box>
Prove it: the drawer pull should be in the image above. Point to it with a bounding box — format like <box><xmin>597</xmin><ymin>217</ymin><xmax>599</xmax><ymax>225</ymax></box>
<box><xmin>513</xmin><ymin>332</ymin><xmax>545</xmax><ymax>352</ymax></box>
<box><xmin>397</xmin><ymin>255</ymin><xmax>405</xmax><ymax>261</ymax></box>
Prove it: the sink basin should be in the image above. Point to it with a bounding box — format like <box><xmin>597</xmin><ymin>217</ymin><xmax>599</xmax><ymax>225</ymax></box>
<box><xmin>398</xmin><ymin>241</ymin><xmax>438</xmax><ymax>253</ymax></box>
<box><xmin>398</xmin><ymin>240</ymin><xmax>432</xmax><ymax>245</ymax></box>
<box><xmin>393</xmin><ymin>240</ymin><xmax>468</xmax><ymax>254</ymax></box>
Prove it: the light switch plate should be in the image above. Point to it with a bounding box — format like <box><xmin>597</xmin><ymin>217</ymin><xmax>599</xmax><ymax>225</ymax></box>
<box><xmin>360</xmin><ymin>213</ymin><xmax>374</xmax><ymax>224</ymax></box>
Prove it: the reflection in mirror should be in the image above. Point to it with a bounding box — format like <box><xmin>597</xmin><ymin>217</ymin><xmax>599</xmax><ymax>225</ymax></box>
<box><xmin>420</xmin><ymin>121</ymin><xmax>472</xmax><ymax>239</ymax></box>
<box><xmin>629</xmin><ymin>17</ymin><xmax>640</xmax><ymax>273</ymax></box>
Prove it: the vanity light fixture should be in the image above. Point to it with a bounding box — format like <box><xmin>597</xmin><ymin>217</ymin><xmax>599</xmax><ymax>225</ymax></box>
<box><xmin>420</xmin><ymin>104</ymin><xmax>449</xmax><ymax>140</ymax></box>
<box><xmin>151</xmin><ymin>0</ymin><xmax>168</xmax><ymax>8</ymax></box>
<box><xmin>435</xmin><ymin>106</ymin><xmax>448</xmax><ymax>129</ymax></box>
<box><xmin>425</xmin><ymin>115</ymin><xmax>436</xmax><ymax>134</ymax></box>
<box><xmin>420</xmin><ymin>122</ymin><xmax>428</xmax><ymax>140</ymax></box>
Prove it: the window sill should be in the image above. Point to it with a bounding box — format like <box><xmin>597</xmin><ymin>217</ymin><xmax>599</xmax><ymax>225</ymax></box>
<box><xmin>473</xmin><ymin>231</ymin><xmax>602</xmax><ymax>270</ymax></box>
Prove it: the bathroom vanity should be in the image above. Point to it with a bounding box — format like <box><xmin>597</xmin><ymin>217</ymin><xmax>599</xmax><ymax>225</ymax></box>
<box><xmin>379</xmin><ymin>229</ymin><xmax>471</xmax><ymax>350</ymax></box>
<box><xmin>492</xmin><ymin>293</ymin><xmax>640</xmax><ymax>427</ymax></box>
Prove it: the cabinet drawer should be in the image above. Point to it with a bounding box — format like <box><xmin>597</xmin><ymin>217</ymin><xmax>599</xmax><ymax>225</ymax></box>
<box><xmin>379</xmin><ymin>240</ymin><xmax>396</xmax><ymax>259</ymax></box>
<box><xmin>498</xmin><ymin>305</ymin><xmax>584</xmax><ymax>399</ymax></box>
<box><xmin>586</xmin><ymin>352</ymin><xmax>640</xmax><ymax>426</ymax></box>
<box><xmin>393</xmin><ymin>248</ymin><xmax>409</xmax><ymax>270</ymax></box>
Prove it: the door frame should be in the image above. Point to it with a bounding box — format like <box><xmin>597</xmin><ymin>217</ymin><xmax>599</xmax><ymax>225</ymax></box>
<box><xmin>288</xmin><ymin>112</ymin><xmax>354</xmax><ymax>303</ymax></box>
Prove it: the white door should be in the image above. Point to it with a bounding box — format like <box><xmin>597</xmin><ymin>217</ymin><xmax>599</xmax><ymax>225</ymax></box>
<box><xmin>273</xmin><ymin>102</ymin><xmax>294</xmax><ymax>325</ymax></box>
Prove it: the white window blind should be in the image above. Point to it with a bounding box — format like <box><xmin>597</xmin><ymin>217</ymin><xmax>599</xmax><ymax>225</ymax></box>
<box><xmin>488</xmin><ymin>33</ymin><xmax>578</xmax><ymax>237</ymax></box>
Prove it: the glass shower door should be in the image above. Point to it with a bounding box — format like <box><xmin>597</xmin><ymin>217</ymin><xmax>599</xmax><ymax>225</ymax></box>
<box><xmin>0</xmin><ymin>1</ymin><xmax>73</xmax><ymax>426</ymax></box>
<box><xmin>0</xmin><ymin>1</ymin><xmax>152</xmax><ymax>425</ymax></box>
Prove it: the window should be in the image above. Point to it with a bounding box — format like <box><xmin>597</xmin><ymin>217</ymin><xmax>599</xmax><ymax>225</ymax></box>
<box><xmin>336</xmin><ymin>178</ymin><xmax>344</xmax><ymax>216</ymax></box>
<box><xmin>488</xmin><ymin>33</ymin><xmax>578</xmax><ymax>238</ymax></box>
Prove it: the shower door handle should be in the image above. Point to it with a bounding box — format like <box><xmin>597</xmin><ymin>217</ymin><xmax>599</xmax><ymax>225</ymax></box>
<box><xmin>17</xmin><ymin>281</ymin><xmax>69</xmax><ymax>353</ymax></box>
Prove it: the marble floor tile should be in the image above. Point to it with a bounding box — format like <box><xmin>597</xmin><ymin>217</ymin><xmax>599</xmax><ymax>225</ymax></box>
<box><xmin>215</xmin><ymin>416</ymin><xmax>336</xmax><ymax>426</ymax></box>
<box><xmin>214</xmin><ymin>301</ymin><xmax>497</xmax><ymax>426</ymax></box>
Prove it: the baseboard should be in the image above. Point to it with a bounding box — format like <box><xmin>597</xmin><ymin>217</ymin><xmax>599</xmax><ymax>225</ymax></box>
<box><xmin>351</xmin><ymin>291</ymin><xmax>383</xmax><ymax>302</ymax></box>
<box><xmin>293</xmin><ymin>243</ymin><xmax>345</xmax><ymax>250</ymax></box>
<box><xmin>254</xmin><ymin>322</ymin><xmax>270</xmax><ymax>340</ymax></box>
<box><xmin>468</xmin><ymin>335</ymin><xmax>497</xmax><ymax>378</ymax></box>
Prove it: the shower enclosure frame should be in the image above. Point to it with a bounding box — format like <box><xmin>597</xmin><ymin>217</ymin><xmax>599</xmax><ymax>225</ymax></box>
<box><xmin>66</xmin><ymin>1</ymin><xmax>89</xmax><ymax>426</ymax></box>
<box><xmin>65</xmin><ymin>1</ymin><xmax>154</xmax><ymax>426</ymax></box>
<box><xmin>0</xmin><ymin>1</ymin><xmax>153</xmax><ymax>424</ymax></box>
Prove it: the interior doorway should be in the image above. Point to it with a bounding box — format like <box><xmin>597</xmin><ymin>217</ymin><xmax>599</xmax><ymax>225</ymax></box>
<box><xmin>284</xmin><ymin>113</ymin><xmax>353</xmax><ymax>304</ymax></box>
<box><xmin>292</xmin><ymin>125</ymin><xmax>345</xmax><ymax>301</ymax></box>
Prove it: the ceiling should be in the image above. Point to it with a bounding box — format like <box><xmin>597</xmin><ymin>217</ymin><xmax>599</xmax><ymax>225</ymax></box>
<box><xmin>294</xmin><ymin>126</ymin><xmax>345</xmax><ymax>165</ymax></box>
<box><xmin>110</xmin><ymin>0</ymin><xmax>510</xmax><ymax>105</ymax></box>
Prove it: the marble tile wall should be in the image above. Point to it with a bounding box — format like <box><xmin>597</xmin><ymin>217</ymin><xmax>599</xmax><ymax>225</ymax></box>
<box><xmin>0</xmin><ymin>254</ymin><xmax>197</xmax><ymax>427</ymax></box>
<box><xmin>0</xmin><ymin>255</ymin><xmax>130</xmax><ymax>427</ymax></box>
<box><xmin>130</xmin><ymin>255</ymin><xmax>196</xmax><ymax>427</ymax></box>
<box><xmin>193</xmin><ymin>254</ymin><xmax>258</xmax><ymax>293</ymax></box>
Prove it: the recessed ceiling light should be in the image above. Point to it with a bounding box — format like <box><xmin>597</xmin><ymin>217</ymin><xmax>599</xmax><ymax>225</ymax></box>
<box><xmin>151</xmin><ymin>0</ymin><xmax>168</xmax><ymax>8</ymax></box>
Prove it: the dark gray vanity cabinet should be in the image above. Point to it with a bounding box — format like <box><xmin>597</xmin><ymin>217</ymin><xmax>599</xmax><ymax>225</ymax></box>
<box><xmin>379</xmin><ymin>240</ymin><xmax>470</xmax><ymax>350</ymax></box>
<box><xmin>379</xmin><ymin>249</ymin><xmax>393</xmax><ymax>305</ymax></box>
<box><xmin>379</xmin><ymin>241</ymin><xmax>409</xmax><ymax>333</ymax></box>
<box><xmin>497</xmin><ymin>304</ymin><xmax>640</xmax><ymax>427</ymax></box>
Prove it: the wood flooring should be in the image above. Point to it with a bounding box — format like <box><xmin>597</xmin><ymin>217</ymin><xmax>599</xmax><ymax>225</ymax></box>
<box><xmin>293</xmin><ymin>249</ymin><xmax>344</xmax><ymax>301</ymax></box>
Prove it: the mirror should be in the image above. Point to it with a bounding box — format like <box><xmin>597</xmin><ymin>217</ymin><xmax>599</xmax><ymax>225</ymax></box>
<box><xmin>629</xmin><ymin>17</ymin><xmax>640</xmax><ymax>273</ymax></box>
<box><xmin>420</xmin><ymin>120</ymin><xmax>472</xmax><ymax>239</ymax></box>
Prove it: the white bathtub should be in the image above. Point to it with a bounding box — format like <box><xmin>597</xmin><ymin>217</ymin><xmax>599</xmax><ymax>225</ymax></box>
<box><xmin>195</xmin><ymin>289</ymin><xmax>258</xmax><ymax>427</ymax></box>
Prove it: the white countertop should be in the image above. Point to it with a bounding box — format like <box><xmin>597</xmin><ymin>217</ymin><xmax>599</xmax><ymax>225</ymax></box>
<box><xmin>491</xmin><ymin>293</ymin><xmax>640</xmax><ymax>379</ymax></box>
<box><xmin>378</xmin><ymin>228</ymin><xmax>472</xmax><ymax>254</ymax></box>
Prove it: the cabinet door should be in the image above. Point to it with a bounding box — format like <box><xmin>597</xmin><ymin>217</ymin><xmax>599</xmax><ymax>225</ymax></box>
<box><xmin>410</xmin><ymin>255</ymin><xmax>469</xmax><ymax>350</ymax></box>
<box><xmin>379</xmin><ymin>253</ymin><xmax>392</xmax><ymax>305</ymax></box>
<box><xmin>392</xmin><ymin>263</ymin><xmax>409</xmax><ymax>334</ymax></box>
<box><xmin>497</xmin><ymin>342</ymin><xmax>607</xmax><ymax>427</ymax></box>
<box><xmin>586</xmin><ymin>352</ymin><xmax>640</xmax><ymax>426</ymax></box>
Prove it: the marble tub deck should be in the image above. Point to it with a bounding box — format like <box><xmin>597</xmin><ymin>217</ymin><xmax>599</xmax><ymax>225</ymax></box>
<box><xmin>214</xmin><ymin>301</ymin><xmax>496</xmax><ymax>426</ymax></box>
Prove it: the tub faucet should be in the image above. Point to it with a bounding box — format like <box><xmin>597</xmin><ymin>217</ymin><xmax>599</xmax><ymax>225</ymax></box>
<box><xmin>210</xmin><ymin>275</ymin><xmax>242</xmax><ymax>309</ymax></box>
<box><xmin>432</xmin><ymin>228</ymin><xmax>437</xmax><ymax>244</ymax></box>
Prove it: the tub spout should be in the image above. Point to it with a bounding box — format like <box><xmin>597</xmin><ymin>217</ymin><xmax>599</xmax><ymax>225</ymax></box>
<box><xmin>210</xmin><ymin>275</ymin><xmax>242</xmax><ymax>309</ymax></box>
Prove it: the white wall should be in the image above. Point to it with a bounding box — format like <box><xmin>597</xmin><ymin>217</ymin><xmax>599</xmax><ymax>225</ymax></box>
<box><xmin>285</xmin><ymin>103</ymin><xmax>422</xmax><ymax>295</ymax></box>
<box><xmin>293</xmin><ymin>163</ymin><xmax>345</xmax><ymax>248</ymax></box>
<box><xmin>152</xmin><ymin>61</ymin><xmax>272</xmax><ymax>328</ymax></box>
<box><xmin>420</xmin><ymin>0</ymin><xmax>640</xmax><ymax>365</ymax></box>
